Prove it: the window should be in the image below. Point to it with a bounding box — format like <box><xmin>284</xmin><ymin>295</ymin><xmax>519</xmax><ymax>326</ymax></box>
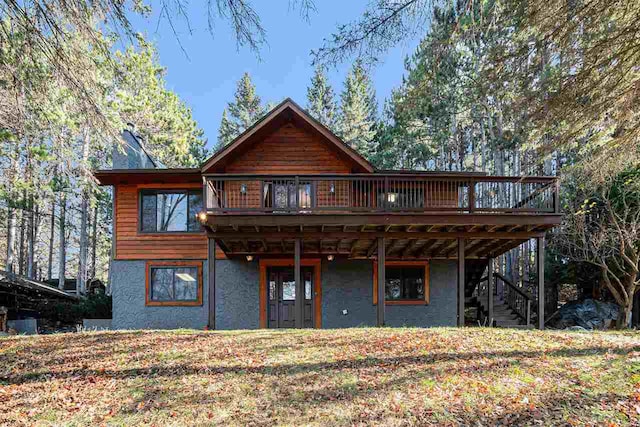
<box><xmin>373</xmin><ymin>261</ymin><xmax>430</xmax><ymax>305</ymax></box>
<box><xmin>146</xmin><ymin>262</ymin><xmax>202</xmax><ymax>306</ymax></box>
<box><xmin>263</xmin><ymin>181</ymin><xmax>313</xmax><ymax>210</ymax></box>
<box><xmin>385</xmin><ymin>267</ymin><xmax>424</xmax><ymax>301</ymax></box>
<box><xmin>140</xmin><ymin>190</ymin><xmax>203</xmax><ymax>232</ymax></box>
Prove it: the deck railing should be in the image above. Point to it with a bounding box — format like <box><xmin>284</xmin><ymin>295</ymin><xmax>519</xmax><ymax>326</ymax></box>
<box><xmin>203</xmin><ymin>174</ymin><xmax>559</xmax><ymax>215</ymax></box>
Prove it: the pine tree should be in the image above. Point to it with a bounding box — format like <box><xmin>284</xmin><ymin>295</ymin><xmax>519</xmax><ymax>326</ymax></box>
<box><xmin>217</xmin><ymin>109</ymin><xmax>237</xmax><ymax>149</ymax></box>
<box><xmin>306</xmin><ymin>65</ymin><xmax>337</xmax><ymax>130</ymax></box>
<box><xmin>338</xmin><ymin>61</ymin><xmax>378</xmax><ymax>159</ymax></box>
<box><xmin>217</xmin><ymin>72</ymin><xmax>267</xmax><ymax>147</ymax></box>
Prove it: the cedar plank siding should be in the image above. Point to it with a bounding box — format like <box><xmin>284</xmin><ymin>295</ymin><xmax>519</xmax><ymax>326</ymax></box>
<box><xmin>224</xmin><ymin>124</ymin><xmax>352</xmax><ymax>174</ymax></box>
<box><xmin>114</xmin><ymin>183</ymin><xmax>226</xmax><ymax>260</ymax></box>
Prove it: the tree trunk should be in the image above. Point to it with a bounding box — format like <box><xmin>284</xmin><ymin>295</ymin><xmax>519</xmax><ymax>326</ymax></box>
<box><xmin>90</xmin><ymin>203</ymin><xmax>98</xmax><ymax>278</ymax></box>
<box><xmin>77</xmin><ymin>194</ymin><xmax>89</xmax><ymax>294</ymax></box>
<box><xmin>18</xmin><ymin>207</ymin><xmax>26</xmax><ymax>275</ymax></box>
<box><xmin>6</xmin><ymin>207</ymin><xmax>17</xmax><ymax>273</ymax></box>
<box><xmin>617</xmin><ymin>299</ymin><xmax>633</xmax><ymax>329</ymax></box>
<box><xmin>58</xmin><ymin>192</ymin><xmax>66</xmax><ymax>291</ymax></box>
<box><xmin>26</xmin><ymin>197</ymin><xmax>35</xmax><ymax>279</ymax></box>
<box><xmin>47</xmin><ymin>199</ymin><xmax>56</xmax><ymax>280</ymax></box>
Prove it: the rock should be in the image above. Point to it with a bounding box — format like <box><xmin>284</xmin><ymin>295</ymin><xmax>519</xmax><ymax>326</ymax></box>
<box><xmin>549</xmin><ymin>298</ymin><xmax>620</xmax><ymax>330</ymax></box>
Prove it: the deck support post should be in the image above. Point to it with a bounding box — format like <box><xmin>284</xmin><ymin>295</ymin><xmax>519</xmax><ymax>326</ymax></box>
<box><xmin>487</xmin><ymin>257</ymin><xmax>494</xmax><ymax>327</ymax></box>
<box><xmin>377</xmin><ymin>237</ymin><xmax>385</xmax><ymax>326</ymax></box>
<box><xmin>457</xmin><ymin>238</ymin><xmax>465</xmax><ymax>327</ymax></box>
<box><xmin>537</xmin><ymin>236</ymin><xmax>545</xmax><ymax>330</ymax></box>
<box><xmin>208</xmin><ymin>238</ymin><xmax>216</xmax><ymax>330</ymax></box>
<box><xmin>294</xmin><ymin>238</ymin><xmax>303</xmax><ymax>328</ymax></box>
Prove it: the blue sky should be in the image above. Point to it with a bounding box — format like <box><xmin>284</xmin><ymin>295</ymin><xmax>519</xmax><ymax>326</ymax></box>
<box><xmin>128</xmin><ymin>1</ymin><xmax>422</xmax><ymax>150</ymax></box>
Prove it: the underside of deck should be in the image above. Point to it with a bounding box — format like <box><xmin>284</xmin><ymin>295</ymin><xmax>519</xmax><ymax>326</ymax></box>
<box><xmin>204</xmin><ymin>213</ymin><xmax>561</xmax><ymax>259</ymax></box>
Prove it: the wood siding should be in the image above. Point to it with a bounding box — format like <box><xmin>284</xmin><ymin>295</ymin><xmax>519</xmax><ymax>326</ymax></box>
<box><xmin>225</xmin><ymin>124</ymin><xmax>353</xmax><ymax>174</ymax></box>
<box><xmin>114</xmin><ymin>183</ymin><xmax>226</xmax><ymax>260</ymax></box>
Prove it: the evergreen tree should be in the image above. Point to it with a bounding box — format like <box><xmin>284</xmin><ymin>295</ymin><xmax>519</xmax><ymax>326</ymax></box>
<box><xmin>338</xmin><ymin>61</ymin><xmax>378</xmax><ymax>159</ymax></box>
<box><xmin>217</xmin><ymin>72</ymin><xmax>267</xmax><ymax>147</ymax></box>
<box><xmin>306</xmin><ymin>65</ymin><xmax>337</xmax><ymax>130</ymax></box>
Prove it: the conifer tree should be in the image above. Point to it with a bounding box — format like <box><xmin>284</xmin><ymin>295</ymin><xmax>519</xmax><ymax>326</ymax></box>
<box><xmin>217</xmin><ymin>73</ymin><xmax>267</xmax><ymax>147</ymax></box>
<box><xmin>338</xmin><ymin>61</ymin><xmax>378</xmax><ymax>159</ymax></box>
<box><xmin>306</xmin><ymin>66</ymin><xmax>337</xmax><ymax>130</ymax></box>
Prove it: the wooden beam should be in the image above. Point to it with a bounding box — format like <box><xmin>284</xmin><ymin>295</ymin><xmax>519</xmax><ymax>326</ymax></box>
<box><xmin>366</xmin><ymin>240</ymin><xmax>378</xmax><ymax>258</ymax></box>
<box><xmin>294</xmin><ymin>238</ymin><xmax>302</xmax><ymax>328</ymax></box>
<box><xmin>377</xmin><ymin>237</ymin><xmax>385</xmax><ymax>326</ymax></box>
<box><xmin>207</xmin><ymin>238</ymin><xmax>216</xmax><ymax>329</ymax></box>
<box><xmin>401</xmin><ymin>240</ymin><xmax>419</xmax><ymax>258</ymax></box>
<box><xmin>206</xmin><ymin>213</ymin><xmax>563</xmax><ymax>228</ymax></box>
<box><xmin>415</xmin><ymin>239</ymin><xmax>437</xmax><ymax>258</ymax></box>
<box><xmin>208</xmin><ymin>231</ymin><xmax>545</xmax><ymax>240</ymax></box>
<box><xmin>537</xmin><ymin>236</ymin><xmax>545</xmax><ymax>330</ymax></box>
<box><xmin>458</xmin><ymin>238</ymin><xmax>465</xmax><ymax>327</ymax></box>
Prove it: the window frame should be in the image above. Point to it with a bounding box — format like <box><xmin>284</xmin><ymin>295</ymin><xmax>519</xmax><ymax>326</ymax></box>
<box><xmin>138</xmin><ymin>189</ymin><xmax>204</xmax><ymax>234</ymax></box>
<box><xmin>145</xmin><ymin>261</ymin><xmax>203</xmax><ymax>306</ymax></box>
<box><xmin>373</xmin><ymin>261</ymin><xmax>430</xmax><ymax>306</ymax></box>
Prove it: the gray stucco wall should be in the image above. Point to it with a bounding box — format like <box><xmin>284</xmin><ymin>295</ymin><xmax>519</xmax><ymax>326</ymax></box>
<box><xmin>112</xmin><ymin>260</ymin><xmax>208</xmax><ymax>329</ymax></box>
<box><xmin>111</xmin><ymin>259</ymin><xmax>260</xmax><ymax>330</ymax></box>
<box><xmin>215</xmin><ymin>260</ymin><xmax>260</xmax><ymax>330</ymax></box>
<box><xmin>321</xmin><ymin>259</ymin><xmax>458</xmax><ymax>328</ymax></box>
<box><xmin>111</xmin><ymin>258</ymin><xmax>457</xmax><ymax>330</ymax></box>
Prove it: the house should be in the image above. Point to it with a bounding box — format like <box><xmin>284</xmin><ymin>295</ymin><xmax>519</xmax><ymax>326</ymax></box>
<box><xmin>95</xmin><ymin>99</ymin><xmax>561</xmax><ymax>330</ymax></box>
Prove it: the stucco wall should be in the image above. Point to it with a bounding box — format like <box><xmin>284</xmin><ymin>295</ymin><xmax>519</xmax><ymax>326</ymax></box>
<box><xmin>111</xmin><ymin>260</ymin><xmax>209</xmax><ymax>329</ymax></box>
<box><xmin>214</xmin><ymin>260</ymin><xmax>260</xmax><ymax>330</ymax></box>
<box><xmin>112</xmin><ymin>258</ymin><xmax>457</xmax><ymax>330</ymax></box>
<box><xmin>111</xmin><ymin>259</ymin><xmax>260</xmax><ymax>330</ymax></box>
<box><xmin>321</xmin><ymin>259</ymin><xmax>458</xmax><ymax>328</ymax></box>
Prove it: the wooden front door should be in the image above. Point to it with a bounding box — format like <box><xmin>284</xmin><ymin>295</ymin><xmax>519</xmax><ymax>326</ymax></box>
<box><xmin>268</xmin><ymin>266</ymin><xmax>314</xmax><ymax>328</ymax></box>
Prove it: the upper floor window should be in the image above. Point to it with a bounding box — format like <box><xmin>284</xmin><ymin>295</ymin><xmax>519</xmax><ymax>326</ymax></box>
<box><xmin>140</xmin><ymin>189</ymin><xmax>202</xmax><ymax>232</ymax></box>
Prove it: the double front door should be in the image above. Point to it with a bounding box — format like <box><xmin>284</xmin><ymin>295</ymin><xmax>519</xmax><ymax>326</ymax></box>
<box><xmin>268</xmin><ymin>267</ymin><xmax>314</xmax><ymax>328</ymax></box>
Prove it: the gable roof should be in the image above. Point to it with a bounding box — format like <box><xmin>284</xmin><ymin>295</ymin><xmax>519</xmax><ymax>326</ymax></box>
<box><xmin>201</xmin><ymin>98</ymin><xmax>374</xmax><ymax>173</ymax></box>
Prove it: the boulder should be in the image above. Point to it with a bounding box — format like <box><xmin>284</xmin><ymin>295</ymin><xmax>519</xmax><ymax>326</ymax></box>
<box><xmin>549</xmin><ymin>299</ymin><xmax>619</xmax><ymax>330</ymax></box>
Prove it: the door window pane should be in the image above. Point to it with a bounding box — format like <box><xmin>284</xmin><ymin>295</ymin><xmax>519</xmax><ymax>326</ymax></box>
<box><xmin>299</xmin><ymin>183</ymin><xmax>312</xmax><ymax>209</ymax></box>
<box><xmin>304</xmin><ymin>270</ymin><xmax>312</xmax><ymax>300</ymax></box>
<box><xmin>282</xmin><ymin>279</ymin><xmax>296</xmax><ymax>300</ymax></box>
<box><xmin>274</xmin><ymin>184</ymin><xmax>289</xmax><ymax>209</ymax></box>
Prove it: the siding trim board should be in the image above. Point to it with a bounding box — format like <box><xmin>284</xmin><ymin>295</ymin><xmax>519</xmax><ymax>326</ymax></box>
<box><xmin>258</xmin><ymin>258</ymin><xmax>322</xmax><ymax>329</ymax></box>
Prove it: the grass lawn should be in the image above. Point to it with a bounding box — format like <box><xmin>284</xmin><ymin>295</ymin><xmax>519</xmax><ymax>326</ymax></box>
<box><xmin>1</xmin><ymin>328</ymin><xmax>640</xmax><ymax>426</ymax></box>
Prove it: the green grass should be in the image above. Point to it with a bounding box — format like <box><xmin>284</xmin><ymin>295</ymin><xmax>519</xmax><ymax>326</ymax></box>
<box><xmin>1</xmin><ymin>327</ymin><xmax>639</xmax><ymax>426</ymax></box>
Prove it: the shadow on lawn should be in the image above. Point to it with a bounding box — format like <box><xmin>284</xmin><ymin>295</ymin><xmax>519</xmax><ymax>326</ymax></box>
<box><xmin>3</xmin><ymin>344</ymin><xmax>638</xmax><ymax>385</ymax></box>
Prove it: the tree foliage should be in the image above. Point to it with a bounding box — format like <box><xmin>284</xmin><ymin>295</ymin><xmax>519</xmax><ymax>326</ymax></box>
<box><xmin>338</xmin><ymin>60</ymin><xmax>378</xmax><ymax>160</ymax></box>
<box><xmin>306</xmin><ymin>65</ymin><xmax>337</xmax><ymax>130</ymax></box>
<box><xmin>217</xmin><ymin>72</ymin><xmax>268</xmax><ymax>147</ymax></box>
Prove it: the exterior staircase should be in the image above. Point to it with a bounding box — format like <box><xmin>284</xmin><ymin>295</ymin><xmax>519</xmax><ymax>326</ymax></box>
<box><xmin>489</xmin><ymin>296</ymin><xmax>533</xmax><ymax>329</ymax></box>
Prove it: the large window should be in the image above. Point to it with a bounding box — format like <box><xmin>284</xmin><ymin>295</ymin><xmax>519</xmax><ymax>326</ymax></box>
<box><xmin>140</xmin><ymin>190</ymin><xmax>202</xmax><ymax>232</ymax></box>
<box><xmin>385</xmin><ymin>267</ymin><xmax>425</xmax><ymax>301</ymax></box>
<box><xmin>146</xmin><ymin>262</ymin><xmax>202</xmax><ymax>306</ymax></box>
<box><xmin>374</xmin><ymin>262</ymin><xmax>430</xmax><ymax>305</ymax></box>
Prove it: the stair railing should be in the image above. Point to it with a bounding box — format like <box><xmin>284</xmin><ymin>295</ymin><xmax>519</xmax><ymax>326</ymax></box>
<box><xmin>494</xmin><ymin>272</ymin><xmax>534</xmax><ymax>327</ymax></box>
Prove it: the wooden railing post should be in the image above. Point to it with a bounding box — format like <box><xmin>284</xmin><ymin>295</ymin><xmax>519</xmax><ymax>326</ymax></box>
<box><xmin>294</xmin><ymin>176</ymin><xmax>300</xmax><ymax>212</ymax></box>
<box><xmin>526</xmin><ymin>299</ymin><xmax>531</xmax><ymax>327</ymax></box>
<box><xmin>468</xmin><ymin>180</ymin><xmax>475</xmax><ymax>213</ymax></box>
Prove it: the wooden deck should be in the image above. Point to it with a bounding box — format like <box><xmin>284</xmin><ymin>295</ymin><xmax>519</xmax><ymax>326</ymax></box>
<box><xmin>203</xmin><ymin>173</ymin><xmax>561</xmax><ymax>259</ymax></box>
